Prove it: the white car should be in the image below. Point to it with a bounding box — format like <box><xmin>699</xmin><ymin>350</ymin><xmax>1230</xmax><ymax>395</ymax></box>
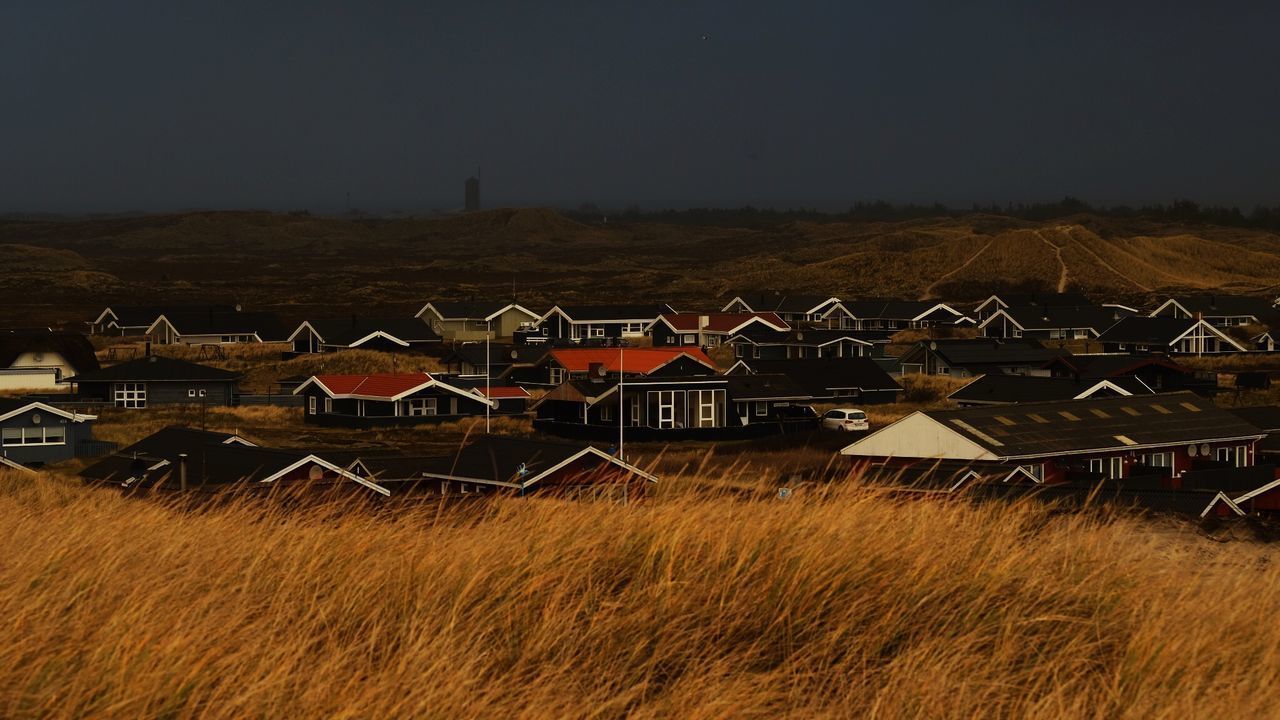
<box><xmin>821</xmin><ymin>408</ymin><xmax>869</xmax><ymax>432</ymax></box>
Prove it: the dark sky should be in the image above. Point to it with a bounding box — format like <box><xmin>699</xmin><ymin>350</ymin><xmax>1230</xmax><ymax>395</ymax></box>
<box><xmin>4</xmin><ymin>1</ymin><xmax>1278</xmax><ymax>213</ymax></box>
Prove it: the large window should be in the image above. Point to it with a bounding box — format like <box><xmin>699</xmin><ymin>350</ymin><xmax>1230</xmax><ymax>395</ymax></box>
<box><xmin>1216</xmin><ymin>445</ymin><xmax>1249</xmax><ymax>467</ymax></box>
<box><xmin>1</xmin><ymin>426</ymin><xmax>66</xmax><ymax>446</ymax></box>
<box><xmin>648</xmin><ymin>390</ymin><xmax>685</xmax><ymax>429</ymax></box>
<box><xmin>1142</xmin><ymin>452</ymin><xmax>1173</xmax><ymax>469</ymax></box>
<box><xmin>550</xmin><ymin>367</ymin><xmax>567</xmax><ymax>385</ymax></box>
<box><xmin>404</xmin><ymin>398</ymin><xmax>438</xmax><ymax>416</ymax></box>
<box><xmin>113</xmin><ymin>383</ymin><xmax>146</xmax><ymax>408</ymax></box>
<box><xmin>1089</xmin><ymin>457</ymin><xmax>1124</xmax><ymax>479</ymax></box>
<box><xmin>691</xmin><ymin>389</ymin><xmax>725</xmax><ymax>428</ymax></box>
<box><xmin>621</xmin><ymin>322</ymin><xmax>645</xmax><ymax>336</ymax></box>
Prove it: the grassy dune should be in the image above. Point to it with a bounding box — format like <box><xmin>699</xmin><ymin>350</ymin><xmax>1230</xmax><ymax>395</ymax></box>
<box><xmin>2</xmin><ymin>472</ymin><xmax>1278</xmax><ymax>718</ymax></box>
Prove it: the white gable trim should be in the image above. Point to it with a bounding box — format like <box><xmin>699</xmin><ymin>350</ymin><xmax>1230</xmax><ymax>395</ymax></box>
<box><xmin>1150</xmin><ymin>298</ymin><xmax>1190</xmax><ymax>319</ymax></box>
<box><xmin>346</xmin><ymin>331</ymin><xmax>412</xmax><ymax>349</ymax></box>
<box><xmin>840</xmin><ymin>411</ymin><xmax>999</xmax><ymax>461</ymax></box>
<box><xmin>1200</xmin><ymin>491</ymin><xmax>1246</xmax><ymax>518</ymax></box>
<box><xmin>0</xmin><ymin>401</ymin><xmax>95</xmax><ymax>424</ymax></box>
<box><xmin>520</xmin><ymin>446</ymin><xmax>659</xmax><ymax>489</ymax></box>
<box><xmin>258</xmin><ymin>455</ymin><xmax>391</xmax><ymax>496</ymax></box>
<box><xmin>0</xmin><ymin>455</ymin><xmax>35</xmax><ymax>474</ymax></box>
<box><xmin>1170</xmin><ymin>320</ymin><xmax>1248</xmax><ymax>352</ymax></box>
<box><xmin>287</xmin><ymin>321</ymin><xmax>322</xmax><ymax>344</ymax></box>
<box><xmin>911</xmin><ymin>303</ymin><xmax>966</xmax><ymax>322</ymax></box>
<box><xmin>1074</xmin><ymin>379</ymin><xmax>1134</xmax><ymax>399</ymax></box>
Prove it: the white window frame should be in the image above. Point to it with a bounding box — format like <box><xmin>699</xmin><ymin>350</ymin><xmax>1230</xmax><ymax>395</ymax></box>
<box><xmin>754</xmin><ymin>401</ymin><xmax>768</xmax><ymax>417</ymax></box>
<box><xmin>308</xmin><ymin>396</ymin><xmax>317</xmax><ymax>415</ymax></box>
<box><xmin>114</xmin><ymin>382</ymin><xmax>146</xmax><ymax>409</ymax></box>
<box><xmin>550</xmin><ymin>367</ymin><xmax>567</xmax><ymax>385</ymax></box>
<box><xmin>324</xmin><ymin>397</ymin><xmax>333</xmax><ymax>413</ymax></box>
<box><xmin>2</xmin><ymin>426</ymin><xmax>66</xmax><ymax>446</ymax></box>
<box><xmin>405</xmin><ymin>397</ymin><xmax>438</xmax><ymax>416</ymax></box>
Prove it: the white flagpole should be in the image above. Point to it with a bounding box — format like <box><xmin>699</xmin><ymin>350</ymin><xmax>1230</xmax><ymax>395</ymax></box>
<box><xmin>618</xmin><ymin>342</ymin><xmax>624</xmax><ymax>459</ymax></box>
<box><xmin>486</xmin><ymin>320</ymin><xmax>491</xmax><ymax>434</ymax></box>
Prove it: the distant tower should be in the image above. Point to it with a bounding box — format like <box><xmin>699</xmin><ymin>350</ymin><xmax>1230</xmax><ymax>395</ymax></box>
<box><xmin>464</xmin><ymin>172</ymin><xmax>480</xmax><ymax>212</ymax></box>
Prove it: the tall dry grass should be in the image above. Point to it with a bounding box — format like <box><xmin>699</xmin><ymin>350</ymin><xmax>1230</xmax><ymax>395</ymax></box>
<box><xmin>2</xmin><ymin>470</ymin><xmax>1279</xmax><ymax>718</ymax></box>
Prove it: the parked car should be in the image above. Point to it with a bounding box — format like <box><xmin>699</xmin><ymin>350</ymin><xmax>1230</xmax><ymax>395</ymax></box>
<box><xmin>822</xmin><ymin>408</ymin><xmax>869</xmax><ymax>432</ymax></box>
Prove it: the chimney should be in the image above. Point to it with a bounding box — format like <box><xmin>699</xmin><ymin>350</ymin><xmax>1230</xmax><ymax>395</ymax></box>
<box><xmin>699</xmin><ymin>315</ymin><xmax>709</xmax><ymax>329</ymax></box>
<box><xmin>178</xmin><ymin>453</ymin><xmax>188</xmax><ymax>492</ymax></box>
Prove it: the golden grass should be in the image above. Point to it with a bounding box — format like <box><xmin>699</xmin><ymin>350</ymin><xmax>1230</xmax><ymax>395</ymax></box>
<box><xmin>2</xmin><ymin>470</ymin><xmax>1280</xmax><ymax>717</ymax></box>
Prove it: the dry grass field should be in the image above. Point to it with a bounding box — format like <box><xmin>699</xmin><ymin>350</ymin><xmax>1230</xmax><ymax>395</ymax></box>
<box><xmin>2</xmin><ymin>471</ymin><xmax>1279</xmax><ymax>718</ymax></box>
<box><xmin>3</xmin><ymin>209</ymin><xmax>1280</xmax><ymax>327</ymax></box>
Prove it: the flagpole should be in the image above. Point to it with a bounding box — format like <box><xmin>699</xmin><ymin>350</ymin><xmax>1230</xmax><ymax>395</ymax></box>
<box><xmin>486</xmin><ymin>320</ymin><xmax>491</xmax><ymax>434</ymax></box>
<box><xmin>618</xmin><ymin>341</ymin><xmax>624</xmax><ymax>459</ymax></box>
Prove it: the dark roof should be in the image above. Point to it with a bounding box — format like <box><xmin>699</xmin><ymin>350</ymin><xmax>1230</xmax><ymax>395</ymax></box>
<box><xmin>303</xmin><ymin>318</ymin><xmax>441</xmax><ymax>346</ymax></box>
<box><xmin>551</xmin><ymin>304</ymin><xmax>672</xmax><ymax>321</ymax></box>
<box><xmin>1162</xmin><ymin>294</ymin><xmax>1276</xmax><ymax>318</ymax></box>
<box><xmin>1096</xmin><ymin>316</ymin><xmax>1199</xmax><ymax>345</ymax></box>
<box><xmin>727</xmin><ymin>328</ymin><xmax>879</xmax><ymax>346</ymax></box>
<box><xmin>923</xmin><ymin>392</ymin><xmax>1264</xmax><ymax>458</ymax></box>
<box><xmin>99</xmin><ymin>305</ymin><xmax>236</xmax><ymax>327</ymax></box>
<box><xmin>160</xmin><ymin>310</ymin><xmax>287</xmax><ymax>341</ymax></box>
<box><xmin>949</xmin><ymin>375</ymin><xmax>1154</xmax><ymax>405</ymax></box>
<box><xmin>1043</xmin><ymin>353</ymin><xmax>1192</xmax><ymax>379</ymax></box>
<box><xmin>840</xmin><ymin>299</ymin><xmax>953</xmax><ymax>320</ymax></box>
<box><xmin>359</xmin><ymin>436</ymin><xmax>641</xmax><ymax>486</ymax></box>
<box><xmin>998</xmin><ymin>305</ymin><xmax>1126</xmax><ymax>332</ymax></box>
<box><xmin>980</xmin><ymin>291</ymin><xmax>1090</xmax><ymax>309</ymax></box>
<box><xmin>1227</xmin><ymin>406</ymin><xmax>1280</xmax><ymax>431</ymax></box>
<box><xmin>907</xmin><ymin>339</ymin><xmax>1069</xmax><ymax>367</ymax></box>
<box><xmin>720</xmin><ymin>373</ymin><xmax>812</xmax><ymax>400</ymax></box>
<box><xmin>726</xmin><ymin>292</ymin><xmax>838</xmax><ymax>314</ymax></box>
<box><xmin>0</xmin><ymin>330</ymin><xmax>99</xmax><ymax>373</ymax></box>
<box><xmin>65</xmin><ymin>356</ymin><xmax>239</xmax><ymax>383</ymax></box>
<box><xmin>424</xmin><ymin>301</ymin><xmax>534</xmax><ymax>319</ymax></box>
<box><xmin>115</xmin><ymin>425</ymin><xmax>248</xmax><ymax>455</ymax></box>
<box><xmin>444</xmin><ymin>343</ymin><xmax>547</xmax><ymax>368</ymax></box>
<box><xmin>732</xmin><ymin>357</ymin><xmax>903</xmax><ymax>395</ymax></box>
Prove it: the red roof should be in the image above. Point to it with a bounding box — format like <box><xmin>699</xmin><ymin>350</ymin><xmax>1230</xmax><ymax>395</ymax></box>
<box><xmin>312</xmin><ymin>373</ymin><xmax>435</xmax><ymax>398</ymax></box>
<box><xmin>549</xmin><ymin>348</ymin><xmax>715</xmax><ymax>374</ymax></box>
<box><xmin>658</xmin><ymin>312</ymin><xmax>788</xmax><ymax>333</ymax></box>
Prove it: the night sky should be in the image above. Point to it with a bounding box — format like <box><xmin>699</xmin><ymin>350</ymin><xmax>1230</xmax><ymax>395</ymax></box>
<box><xmin>4</xmin><ymin>1</ymin><xmax>1278</xmax><ymax>213</ymax></box>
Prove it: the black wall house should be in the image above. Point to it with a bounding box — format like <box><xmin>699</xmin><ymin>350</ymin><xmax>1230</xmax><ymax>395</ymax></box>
<box><xmin>1042</xmin><ymin>354</ymin><xmax>1218</xmax><ymax>395</ymax></box>
<box><xmin>728</xmin><ymin>328</ymin><xmax>879</xmax><ymax>361</ymax></box>
<box><xmin>978</xmin><ymin>305</ymin><xmax>1128</xmax><ymax>341</ymax></box>
<box><xmin>533</xmin><ymin>374</ymin><xmax>817</xmax><ymax>441</ymax></box>
<box><xmin>80</xmin><ymin>426</ymin><xmax>389</xmax><ymax>497</ymax></box>
<box><xmin>348</xmin><ymin>436</ymin><xmax>658</xmax><ymax>501</ymax></box>
<box><xmin>973</xmin><ymin>292</ymin><xmax>1091</xmax><ymax>322</ymax></box>
<box><xmin>720</xmin><ymin>292</ymin><xmax>842</xmax><ymax>326</ymax></box>
<box><xmin>897</xmin><ymin>339</ymin><xmax>1070</xmax><ymax>378</ymax></box>
<box><xmin>727</xmin><ymin>357</ymin><xmax>903</xmax><ymax>403</ymax></box>
<box><xmin>646</xmin><ymin>312</ymin><xmax>790</xmax><ymax>348</ymax></box>
<box><xmin>537</xmin><ymin>304</ymin><xmax>674</xmax><ymax>342</ymax></box>
<box><xmin>0</xmin><ymin>399</ymin><xmax>103</xmax><ymax>469</ymax></box>
<box><xmin>147</xmin><ymin>309</ymin><xmax>287</xmax><ymax>345</ymax></box>
<box><xmin>537</xmin><ymin>348</ymin><xmax>718</xmax><ymax>387</ymax></box>
<box><xmin>64</xmin><ymin>356</ymin><xmax>240</xmax><ymax>408</ymax></box>
<box><xmin>442</xmin><ymin>343</ymin><xmax>548</xmax><ymax>380</ymax></box>
<box><xmin>946</xmin><ymin>374</ymin><xmax>1155</xmax><ymax>407</ymax></box>
<box><xmin>87</xmin><ymin>304</ymin><xmax>237</xmax><ymax>336</ymax></box>
<box><xmin>288</xmin><ymin>318</ymin><xmax>443</xmax><ymax>354</ymax></box>
<box><xmin>822</xmin><ymin>300</ymin><xmax>971</xmax><ymax>334</ymax></box>
<box><xmin>1096</xmin><ymin>317</ymin><xmax>1249</xmax><ymax>355</ymax></box>
<box><xmin>1150</xmin><ymin>294</ymin><xmax>1278</xmax><ymax>328</ymax></box>
<box><xmin>294</xmin><ymin>372</ymin><xmax>504</xmax><ymax>428</ymax></box>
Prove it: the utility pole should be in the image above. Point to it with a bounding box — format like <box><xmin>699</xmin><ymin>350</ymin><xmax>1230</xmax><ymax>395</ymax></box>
<box><xmin>618</xmin><ymin>343</ymin><xmax>624</xmax><ymax>459</ymax></box>
<box><xmin>485</xmin><ymin>320</ymin><xmax>491</xmax><ymax>434</ymax></box>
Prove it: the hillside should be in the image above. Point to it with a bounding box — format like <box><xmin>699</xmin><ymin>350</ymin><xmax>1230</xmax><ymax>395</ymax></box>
<box><xmin>1</xmin><ymin>209</ymin><xmax>1278</xmax><ymax>325</ymax></box>
<box><xmin>2</xmin><ymin>472</ymin><xmax>1278</xmax><ymax>718</ymax></box>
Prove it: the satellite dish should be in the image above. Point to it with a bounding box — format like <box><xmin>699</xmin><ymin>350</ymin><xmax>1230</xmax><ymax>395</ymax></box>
<box><xmin>1199</xmin><ymin>443</ymin><xmax>1210</xmax><ymax>456</ymax></box>
<box><xmin>31</xmin><ymin>413</ymin><xmax>41</xmax><ymax>425</ymax></box>
<box><xmin>796</xmin><ymin>332</ymin><xmax>804</xmax><ymax>341</ymax></box>
<box><xmin>595</xmin><ymin>364</ymin><xmax>608</xmax><ymax>377</ymax></box>
<box><xmin>510</xmin><ymin>350</ymin><xmax>519</xmax><ymax>360</ymax></box>
<box><xmin>1187</xmin><ymin>444</ymin><xmax>1197</xmax><ymax>457</ymax></box>
<box><xmin>929</xmin><ymin>341</ymin><xmax>938</xmax><ymax>351</ymax></box>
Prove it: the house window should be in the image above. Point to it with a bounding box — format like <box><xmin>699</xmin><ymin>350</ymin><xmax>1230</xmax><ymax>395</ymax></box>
<box><xmin>651</xmin><ymin>390</ymin><xmax>680</xmax><ymax>429</ymax></box>
<box><xmin>2</xmin><ymin>426</ymin><xmax>66</xmax><ymax>446</ymax></box>
<box><xmin>592</xmin><ymin>327</ymin><xmax>605</xmax><ymax>338</ymax></box>
<box><xmin>1049</xmin><ymin>329</ymin><xmax>1063</xmax><ymax>340</ymax></box>
<box><xmin>754</xmin><ymin>401</ymin><xmax>768</xmax><ymax>417</ymax></box>
<box><xmin>752</xmin><ymin>345</ymin><xmax>761</xmax><ymax>359</ymax></box>
<box><xmin>461</xmin><ymin>483</ymin><xmax>471</xmax><ymax>494</ymax></box>
<box><xmin>1024</xmin><ymin>464</ymin><xmax>1045</xmax><ymax>482</ymax></box>
<box><xmin>324</xmin><ymin>398</ymin><xmax>333</xmax><ymax>413</ymax></box>
<box><xmin>1143</xmin><ymin>452</ymin><xmax>1173</xmax><ymax>468</ymax></box>
<box><xmin>1088</xmin><ymin>457</ymin><xmax>1124</xmax><ymax>479</ymax></box>
<box><xmin>600</xmin><ymin>404</ymin><xmax>613</xmax><ymax>422</ymax></box>
<box><xmin>691</xmin><ymin>389</ymin><xmax>725</xmax><ymax>428</ymax></box>
<box><xmin>188</xmin><ymin>389</ymin><xmax>196</xmax><ymax>398</ymax></box>
<box><xmin>441</xmin><ymin>481</ymin><xmax>451</xmax><ymax>495</ymax></box>
<box><xmin>630</xmin><ymin>397</ymin><xmax>640</xmax><ymax>426</ymax></box>
<box><xmin>404</xmin><ymin>398</ymin><xmax>438</xmax><ymax>416</ymax></box>
<box><xmin>308</xmin><ymin>396</ymin><xmax>317</xmax><ymax>415</ymax></box>
<box><xmin>1215</xmin><ymin>446</ymin><xmax>1249</xmax><ymax>467</ymax></box>
<box><xmin>1012</xmin><ymin>329</ymin><xmax>1023</xmax><ymax>338</ymax></box>
<box><xmin>114</xmin><ymin>383</ymin><xmax>146</xmax><ymax>408</ymax></box>
<box><xmin>1074</xmin><ymin>329</ymin><xmax>1089</xmax><ymax>340</ymax></box>
<box><xmin>682</xmin><ymin>334</ymin><xmax>696</xmax><ymax>345</ymax></box>
<box><xmin>550</xmin><ymin>367</ymin><xmax>567</xmax><ymax>385</ymax></box>
<box><xmin>621</xmin><ymin>322</ymin><xmax>645</xmax><ymax>335</ymax></box>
